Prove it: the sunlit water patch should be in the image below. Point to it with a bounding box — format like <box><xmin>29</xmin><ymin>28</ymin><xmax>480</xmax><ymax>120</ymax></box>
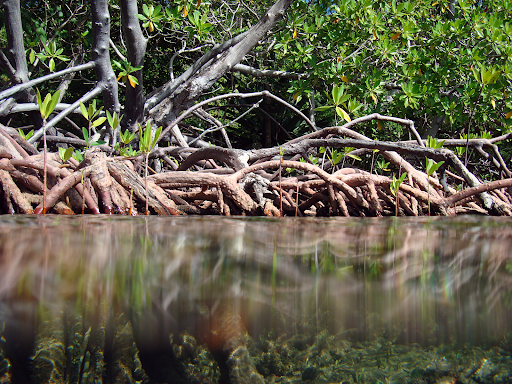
<box><xmin>0</xmin><ymin>215</ymin><xmax>511</xmax><ymax>383</ymax></box>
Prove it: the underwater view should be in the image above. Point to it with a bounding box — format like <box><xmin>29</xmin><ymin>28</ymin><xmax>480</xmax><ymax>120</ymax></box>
<box><xmin>0</xmin><ymin>215</ymin><xmax>511</xmax><ymax>383</ymax></box>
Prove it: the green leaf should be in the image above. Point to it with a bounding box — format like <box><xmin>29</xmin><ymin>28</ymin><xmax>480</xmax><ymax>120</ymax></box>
<box><xmin>82</xmin><ymin>127</ymin><xmax>89</xmax><ymax>142</ymax></box>
<box><xmin>335</xmin><ymin>106</ymin><xmax>351</xmax><ymax>122</ymax></box>
<box><xmin>88</xmin><ymin>103</ymin><xmax>94</xmax><ymax>120</ymax></box>
<box><xmin>426</xmin><ymin>136</ymin><xmax>445</xmax><ymax>149</ymax></box>
<box><xmin>106</xmin><ymin>110</ymin><xmax>114</xmax><ymax>128</ymax></box>
<box><xmin>144</xmin><ymin>122</ymin><xmax>152</xmax><ymax>150</ymax></box>
<box><xmin>390</xmin><ymin>172</ymin><xmax>407</xmax><ymax>196</ymax></box>
<box><xmin>314</xmin><ymin>105</ymin><xmax>333</xmax><ymax>112</ymax></box>
<box><xmin>29</xmin><ymin>49</ymin><xmax>35</xmax><ymax>64</ymax></box>
<box><xmin>36</xmin><ymin>89</ymin><xmax>43</xmax><ymax>117</ymax></box>
<box><xmin>332</xmin><ymin>85</ymin><xmax>341</xmax><ymax>104</ymax></box>
<box><xmin>20</xmin><ymin>129</ymin><xmax>34</xmax><ymax>140</ymax></box>
<box><xmin>59</xmin><ymin>147</ymin><xmax>73</xmax><ymax>162</ymax></box>
<box><xmin>46</xmin><ymin>90</ymin><xmax>60</xmax><ymax>117</ymax></box>
<box><xmin>150</xmin><ymin>126</ymin><xmax>162</xmax><ymax>151</ymax></box>
<box><xmin>58</xmin><ymin>147</ymin><xmax>66</xmax><ymax>160</ymax></box>
<box><xmin>73</xmin><ymin>150</ymin><xmax>84</xmax><ymax>163</ymax></box>
<box><xmin>42</xmin><ymin>94</ymin><xmax>51</xmax><ymax>119</ymax></box>
<box><xmin>426</xmin><ymin>158</ymin><xmax>445</xmax><ymax>176</ymax></box>
<box><xmin>120</xmin><ymin>130</ymin><xmax>135</xmax><ymax>145</ymax></box>
<box><xmin>49</xmin><ymin>58</ymin><xmax>55</xmax><ymax>72</ymax></box>
<box><xmin>79</xmin><ymin>101</ymin><xmax>88</xmax><ymax>120</ymax></box>
<box><xmin>112</xmin><ymin>60</ymin><xmax>124</xmax><ymax>71</ymax></box>
<box><xmin>471</xmin><ymin>65</ymin><xmax>481</xmax><ymax>83</ymax></box>
<box><xmin>128</xmin><ymin>74</ymin><xmax>139</xmax><ymax>87</ymax></box>
<box><xmin>376</xmin><ymin>159</ymin><xmax>390</xmax><ymax>172</ymax></box>
<box><xmin>92</xmin><ymin>116</ymin><xmax>107</xmax><ymax>128</ymax></box>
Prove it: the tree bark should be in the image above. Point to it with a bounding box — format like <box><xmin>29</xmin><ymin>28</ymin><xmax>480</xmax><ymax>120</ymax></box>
<box><xmin>91</xmin><ymin>0</ymin><xmax>120</xmax><ymax>118</ymax></box>
<box><xmin>120</xmin><ymin>0</ymin><xmax>147</xmax><ymax>131</ymax></box>
<box><xmin>3</xmin><ymin>0</ymin><xmax>29</xmax><ymax>86</ymax></box>
<box><xmin>2</xmin><ymin>0</ymin><xmax>42</xmax><ymax>127</ymax></box>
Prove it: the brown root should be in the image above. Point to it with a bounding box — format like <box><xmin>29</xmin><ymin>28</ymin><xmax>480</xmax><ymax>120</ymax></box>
<box><xmin>0</xmin><ymin>116</ymin><xmax>511</xmax><ymax>217</ymax></box>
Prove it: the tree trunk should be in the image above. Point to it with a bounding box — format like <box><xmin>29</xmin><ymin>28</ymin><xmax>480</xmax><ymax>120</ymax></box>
<box><xmin>91</xmin><ymin>0</ymin><xmax>120</xmax><ymax>118</ymax></box>
<box><xmin>120</xmin><ymin>0</ymin><xmax>147</xmax><ymax>131</ymax></box>
<box><xmin>3</xmin><ymin>0</ymin><xmax>30</xmax><ymax>86</ymax></box>
<box><xmin>2</xmin><ymin>0</ymin><xmax>42</xmax><ymax>127</ymax></box>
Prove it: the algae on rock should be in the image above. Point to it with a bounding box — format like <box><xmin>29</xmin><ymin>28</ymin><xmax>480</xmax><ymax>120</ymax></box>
<box><xmin>30</xmin><ymin>308</ymin><xmax>67</xmax><ymax>384</ymax></box>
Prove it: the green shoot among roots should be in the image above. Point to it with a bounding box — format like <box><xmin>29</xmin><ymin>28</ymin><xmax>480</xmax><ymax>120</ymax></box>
<box><xmin>426</xmin><ymin>158</ymin><xmax>445</xmax><ymax>216</ymax></box>
<box><xmin>138</xmin><ymin>122</ymin><xmax>162</xmax><ymax>215</ymax></box>
<box><xmin>36</xmin><ymin>89</ymin><xmax>60</xmax><ymax>214</ymax></box>
<box><xmin>390</xmin><ymin>172</ymin><xmax>407</xmax><ymax>216</ymax></box>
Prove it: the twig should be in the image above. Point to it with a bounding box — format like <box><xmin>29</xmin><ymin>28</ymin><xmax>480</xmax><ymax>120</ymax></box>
<box><xmin>0</xmin><ymin>62</ymin><xmax>95</xmax><ymax>102</ymax></box>
<box><xmin>157</xmin><ymin>90</ymin><xmax>317</xmax><ymax>145</ymax></box>
<box><xmin>188</xmin><ymin>100</ymin><xmax>262</xmax><ymax>147</ymax></box>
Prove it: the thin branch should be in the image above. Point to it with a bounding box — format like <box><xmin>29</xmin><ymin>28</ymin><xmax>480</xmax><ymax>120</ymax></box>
<box><xmin>0</xmin><ymin>49</ymin><xmax>16</xmax><ymax>78</ymax></box>
<box><xmin>145</xmin><ymin>31</ymin><xmax>249</xmax><ymax>111</ymax></box>
<box><xmin>188</xmin><ymin>99</ymin><xmax>262</xmax><ymax>147</ymax></box>
<box><xmin>231</xmin><ymin>63</ymin><xmax>306</xmax><ymax>80</ymax></box>
<box><xmin>9</xmin><ymin>102</ymin><xmax>82</xmax><ymax>114</ymax></box>
<box><xmin>157</xmin><ymin>90</ymin><xmax>316</xmax><ymax>145</ymax></box>
<box><xmin>0</xmin><ymin>62</ymin><xmax>95</xmax><ymax>102</ymax></box>
<box><xmin>109</xmin><ymin>38</ymin><xmax>126</xmax><ymax>62</ymax></box>
<box><xmin>338</xmin><ymin>38</ymin><xmax>370</xmax><ymax>64</ymax></box>
<box><xmin>169</xmin><ymin>43</ymin><xmax>205</xmax><ymax>82</ymax></box>
<box><xmin>192</xmin><ymin>108</ymin><xmax>233</xmax><ymax>148</ymax></box>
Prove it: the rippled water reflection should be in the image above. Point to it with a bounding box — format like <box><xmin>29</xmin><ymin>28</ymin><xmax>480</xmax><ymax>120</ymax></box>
<box><xmin>1</xmin><ymin>215</ymin><xmax>511</xmax><ymax>345</ymax></box>
<box><xmin>0</xmin><ymin>215</ymin><xmax>512</xmax><ymax>382</ymax></box>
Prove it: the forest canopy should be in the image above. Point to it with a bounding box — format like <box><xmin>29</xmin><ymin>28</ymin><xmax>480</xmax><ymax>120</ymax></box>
<box><xmin>0</xmin><ymin>0</ymin><xmax>511</xmax><ymax>216</ymax></box>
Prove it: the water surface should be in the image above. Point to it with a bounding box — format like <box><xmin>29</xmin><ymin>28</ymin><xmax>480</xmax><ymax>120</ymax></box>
<box><xmin>0</xmin><ymin>215</ymin><xmax>511</xmax><ymax>383</ymax></box>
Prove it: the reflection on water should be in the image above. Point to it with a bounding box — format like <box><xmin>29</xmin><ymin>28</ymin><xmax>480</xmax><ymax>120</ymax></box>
<box><xmin>0</xmin><ymin>215</ymin><xmax>512</xmax><ymax>383</ymax></box>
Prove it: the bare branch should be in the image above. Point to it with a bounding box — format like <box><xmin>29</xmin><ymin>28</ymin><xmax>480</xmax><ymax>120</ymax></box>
<box><xmin>148</xmin><ymin>0</ymin><xmax>293</xmax><ymax>123</ymax></box>
<box><xmin>109</xmin><ymin>38</ymin><xmax>127</xmax><ymax>62</ymax></box>
<box><xmin>145</xmin><ymin>32</ymin><xmax>249</xmax><ymax>111</ymax></box>
<box><xmin>231</xmin><ymin>64</ymin><xmax>306</xmax><ymax>80</ymax></box>
<box><xmin>441</xmin><ymin>179</ymin><xmax>512</xmax><ymax>207</ymax></box>
<box><xmin>157</xmin><ymin>90</ymin><xmax>316</xmax><ymax>145</ymax></box>
<box><xmin>0</xmin><ymin>62</ymin><xmax>95</xmax><ymax>102</ymax></box>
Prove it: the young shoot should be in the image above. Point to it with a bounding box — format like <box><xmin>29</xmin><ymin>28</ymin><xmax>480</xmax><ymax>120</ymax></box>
<box><xmin>138</xmin><ymin>122</ymin><xmax>162</xmax><ymax>215</ymax></box>
<box><xmin>35</xmin><ymin>89</ymin><xmax>60</xmax><ymax>214</ymax></box>
<box><xmin>58</xmin><ymin>147</ymin><xmax>74</xmax><ymax>163</ymax></box>
<box><xmin>390</xmin><ymin>172</ymin><xmax>407</xmax><ymax>216</ymax></box>
<box><xmin>425</xmin><ymin>157</ymin><xmax>445</xmax><ymax>216</ymax></box>
<box><xmin>79</xmin><ymin>100</ymin><xmax>106</xmax><ymax>153</ymax></box>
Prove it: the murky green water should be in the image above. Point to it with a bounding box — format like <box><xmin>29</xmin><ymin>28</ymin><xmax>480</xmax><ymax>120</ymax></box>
<box><xmin>0</xmin><ymin>215</ymin><xmax>512</xmax><ymax>383</ymax></box>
